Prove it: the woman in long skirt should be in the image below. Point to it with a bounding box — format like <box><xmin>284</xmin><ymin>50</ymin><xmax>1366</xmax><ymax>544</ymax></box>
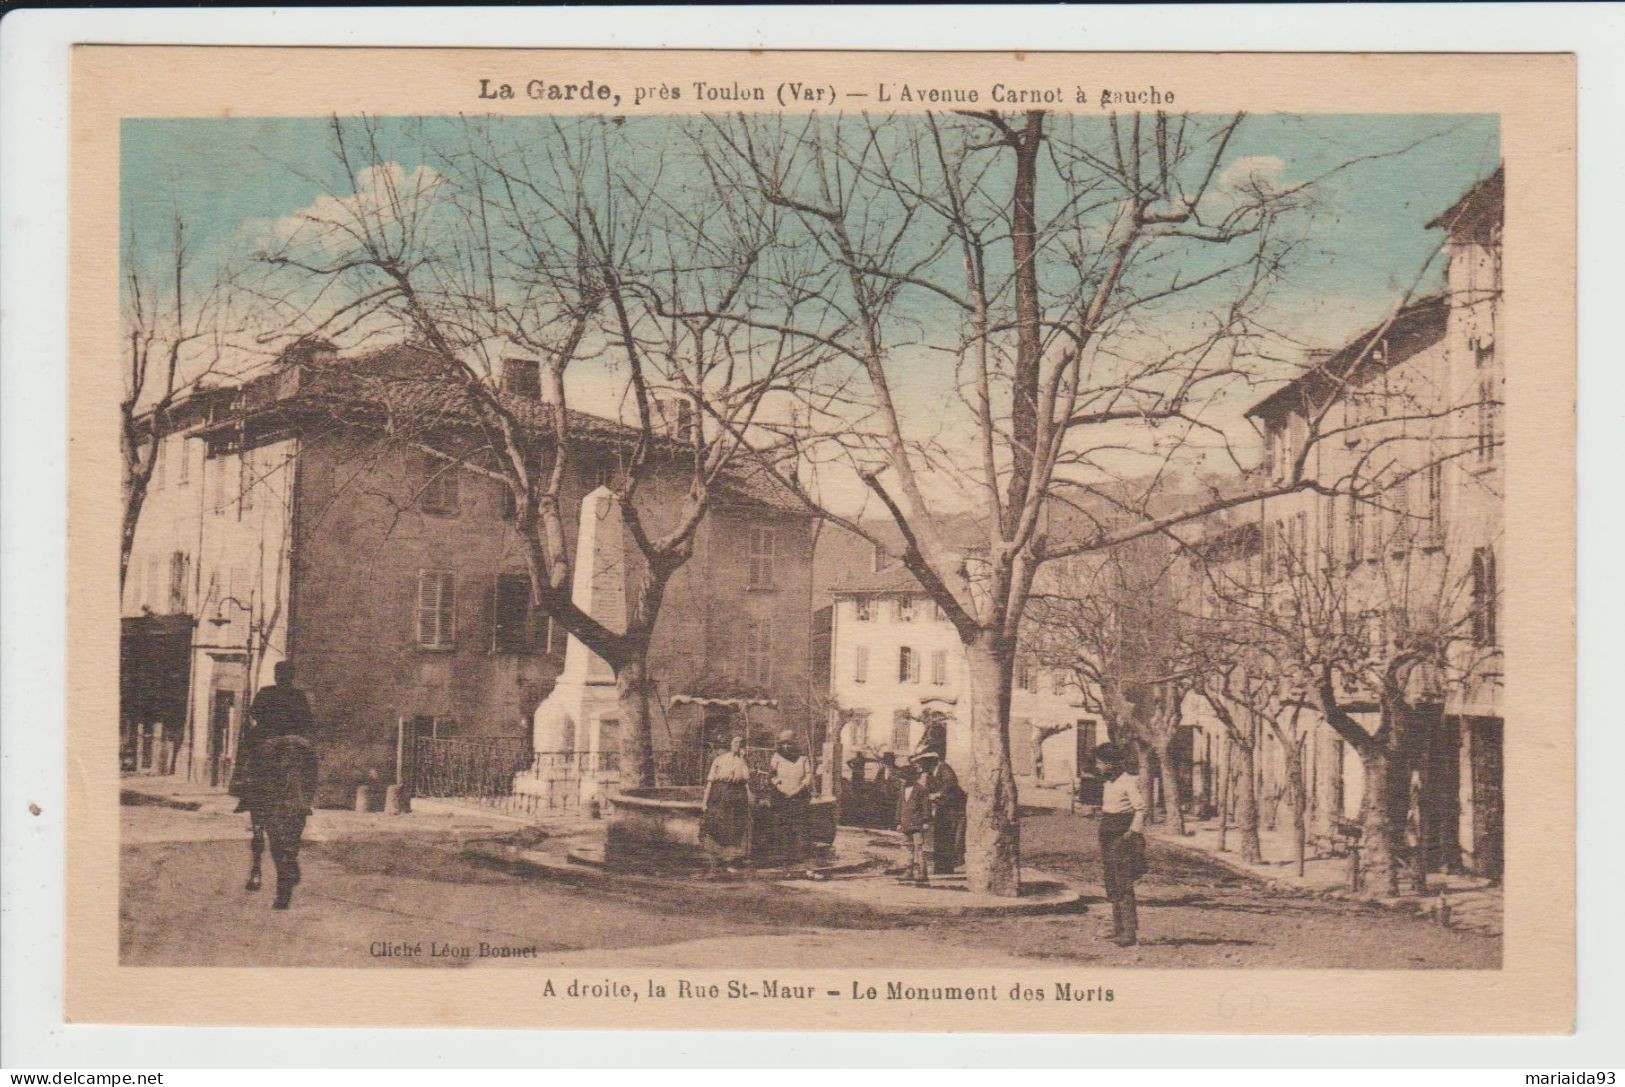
<box><xmin>701</xmin><ymin>735</ymin><xmax>753</xmax><ymax>870</ymax></box>
<box><xmin>1093</xmin><ymin>743</ymin><xmax>1149</xmax><ymax>947</ymax></box>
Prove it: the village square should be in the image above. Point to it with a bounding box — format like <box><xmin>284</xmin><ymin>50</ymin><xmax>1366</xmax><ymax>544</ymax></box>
<box><xmin>118</xmin><ymin>109</ymin><xmax>1504</xmax><ymax>967</ymax></box>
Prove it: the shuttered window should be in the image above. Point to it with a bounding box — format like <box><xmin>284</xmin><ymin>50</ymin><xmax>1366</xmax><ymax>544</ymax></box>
<box><xmin>416</xmin><ymin>571</ymin><xmax>456</xmax><ymax>648</ymax></box>
<box><xmin>747</xmin><ymin>526</ymin><xmax>776</xmax><ymax>588</ymax></box>
<box><xmin>744</xmin><ymin>615</ymin><xmax>772</xmax><ymax>685</ymax></box>
<box><xmin>492</xmin><ymin>573</ymin><xmax>536</xmax><ymax>653</ymax></box>
<box><xmin>421</xmin><ymin>462</ymin><xmax>459</xmax><ymax>515</ymax></box>
<box><xmin>891</xmin><ymin>710</ymin><xmax>912</xmax><ymax>752</ymax></box>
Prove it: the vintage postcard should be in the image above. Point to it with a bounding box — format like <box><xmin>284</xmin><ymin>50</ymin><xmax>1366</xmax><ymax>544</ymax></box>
<box><xmin>71</xmin><ymin>46</ymin><xmax>1574</xmax><ymax>1033</ymax></box>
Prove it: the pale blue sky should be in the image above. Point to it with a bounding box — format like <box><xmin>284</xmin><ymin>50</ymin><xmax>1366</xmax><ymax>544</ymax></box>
<box><xmin>121</xmin><ymin>113</ymin><xmax>1500</xmax><ymax>514</ymax></box>
<box><xmin>122</xmin><ymin>112</ymin><xmax>1499</xmax><ymax>348</ymax></box>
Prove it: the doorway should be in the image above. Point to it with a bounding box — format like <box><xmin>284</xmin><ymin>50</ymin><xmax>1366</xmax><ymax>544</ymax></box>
<box><xmin>208</xmin><ymin>690</ymin><xmax>236</xmax><ymax>788</ymax></box>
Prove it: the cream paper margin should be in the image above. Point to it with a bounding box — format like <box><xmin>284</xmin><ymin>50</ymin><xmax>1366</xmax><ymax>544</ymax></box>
<box><xmin>67</xmin><ymin>46</ymin><xmax>1576</xmax><ymax>1033</ymax></box>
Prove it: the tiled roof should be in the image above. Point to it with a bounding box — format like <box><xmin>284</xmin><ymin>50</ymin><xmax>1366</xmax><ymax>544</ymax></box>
<box><xmin>222</xmin><ymin>342</ymin><xmax>807</xmax><ymax>513</ymax></box>
<box><xmin>1245</xmin><ymin>294</ymin><xmax>1448</xmax><ymax>424</ymax></box>
<box><xmin>826</xmin><ymin>562</ymin><xmax>929</xmax><ymax>596</ymax></box>
<box><xmin>1425</xmin><ymin>166</ymin><xmax>1504</xmax><ymax>238</ymax></box>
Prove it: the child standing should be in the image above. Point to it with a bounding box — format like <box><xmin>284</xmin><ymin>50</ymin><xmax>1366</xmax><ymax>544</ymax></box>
<box><xmin>895</xmin><ymin>764</ymin><xmax>932</xmax><ymax>885</ymax></box>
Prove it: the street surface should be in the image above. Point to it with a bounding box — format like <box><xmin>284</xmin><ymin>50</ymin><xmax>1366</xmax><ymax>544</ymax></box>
<box><xmin>120</xmin><ymin>802</ymin><xmax>1499</xmax><ymax>969</ymax></box>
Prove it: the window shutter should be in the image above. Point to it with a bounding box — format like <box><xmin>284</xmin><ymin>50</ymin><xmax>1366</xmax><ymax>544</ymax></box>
<box><xmin>416</xmin><ymin>571</ymin><xmax>455</xmax><ymax>648</ymax></box>
<box><xmin>416</xmin><ymin>572</ymin><xmax>437</xmax><ymax>646</ymax></box>
<box><xmin>441</xmin><ymin>573</ymin><xmax>456</xmax><ymax>646</ymax></box>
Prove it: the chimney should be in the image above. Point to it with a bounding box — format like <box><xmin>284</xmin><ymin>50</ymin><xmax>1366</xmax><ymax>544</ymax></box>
<box><xmin>501</xmin><ymin>357</ymin><xmax>542</xmax><ymax>401</ymax></box>
<box><xmin>280</xmin><ymin>336</ymin><xmax>337</xmax><ymax>369</ymax></box>
<box><xmin>655</xmin><ymin>395</ymin><xmax>695</xmax><ymax>442</ymax></box>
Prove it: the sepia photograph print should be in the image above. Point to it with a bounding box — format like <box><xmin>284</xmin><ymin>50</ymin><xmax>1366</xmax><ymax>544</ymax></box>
<box><xmin>66</xmin><ymin>46</ymin><xmax>1574</xmax><ymax>1034</ymax></box>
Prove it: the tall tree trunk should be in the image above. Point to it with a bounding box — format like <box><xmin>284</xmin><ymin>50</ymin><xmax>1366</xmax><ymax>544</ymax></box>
<box><xmin>1282</xmin><ymin>744</ymin><xmax>1307</xmax><ymax>877</ymax></box>
<box><xmin>1217</xmin><ymin>742</ymin><xmax>1231</xmax><ymax>853</ymax></box>
<box><xmin>120</xmin><ymin>427</ymin><xmax>157</xmax><ymax>590</ymax></box>
<box><xmin>1154</xmin><ymin>732</ymin><xmax>1186</xmax><ymax>836</ymax></box>
<box><xmin>1003</xmin><ymin>111</ymin><xmax>1045</xmax><ymax>527</ymax></box>
<box><xmin>1357</xmin><ymin>745</ymin><xmax>1403</xmax><ymax>895</ymax></box>
<box><xmin>1233</xmin><ymin>741</ymin><xmax>1262</xmax><ymax>864</ymax></box>
<box><xmin>120</xmin><ymin>492</ymin><xmax>145</xmax><ymax>591</ymax></box>
<box><xmin>964</xmin><ymin>634</ymin><xmax>1021</xmax><ymax>897</ymax></box>
<box><xmin>615</xmin><ymin>657</ymin><xmax>657</xmax><ymax>789</ymax></box>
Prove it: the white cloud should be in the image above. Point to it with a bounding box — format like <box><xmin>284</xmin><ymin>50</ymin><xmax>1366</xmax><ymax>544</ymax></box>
<box><xmin>1219</xmin><ymin>154</ymin><xmax>1285</xmax><ymax>192</ymax></box>
<box><xmin>270</xmin><ymin>162</ymin><xmax>445</xmax><ymax>254</ymax></box>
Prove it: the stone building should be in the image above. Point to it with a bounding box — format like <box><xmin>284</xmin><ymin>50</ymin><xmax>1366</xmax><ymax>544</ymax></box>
<box><xmin>815</xmin><ymin>524</ymin><xmax>1096</xmax><ymax>786</ymax></box>
<box><xmin>1182</xmin><ymin>168</ymin><xmax>1504</xmax><ymax>878</ymax></box>
<box><xmin>120</xmin><ymin>343</ymin><xmax>815</xmax><ymax>805</ymax></box>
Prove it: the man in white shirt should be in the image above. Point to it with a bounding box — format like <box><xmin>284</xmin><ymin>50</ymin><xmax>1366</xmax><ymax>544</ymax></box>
<box><xmin>1095</xmin><ymin>743</ymin><xmax>1149</xmax><ymax>946</ymax></box>
<box><xmin>770</xmin><ymin>730</ymin><xmax>812</xmax><ymax>864</ymax></box>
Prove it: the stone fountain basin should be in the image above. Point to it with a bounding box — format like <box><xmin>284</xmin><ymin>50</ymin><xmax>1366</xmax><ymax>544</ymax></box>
<box><xmin>605</xmin><ymin>786</ymin><xmax>836</xmax><ymax>870</ymax></box>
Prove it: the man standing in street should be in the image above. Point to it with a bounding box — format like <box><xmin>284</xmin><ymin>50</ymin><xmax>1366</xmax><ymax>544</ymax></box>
<box><xmin>232</xmin><ymin>661</ymin><xmax>319</xmax><ymax>909</ymax></box>
<box><xmin>769</xmin><ymin>729</ymin><xmax>812</xmax><ymax>867</ymax></box>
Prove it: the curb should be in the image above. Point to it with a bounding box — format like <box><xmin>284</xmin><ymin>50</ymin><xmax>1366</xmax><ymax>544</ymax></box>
<box><xmin>463</xmin><ymin>837</ymin><xmax>1090</xmax><ymax>919</ymax></box>
<box><xmin>119</xmin><ymin>789</ymin><xmax>204</xmax><ymax>812</ymax></box>
<box><xmin>1147</xmin><ymin>828</ymin><xmax>1501</xmax><ymax>933</ymax></box>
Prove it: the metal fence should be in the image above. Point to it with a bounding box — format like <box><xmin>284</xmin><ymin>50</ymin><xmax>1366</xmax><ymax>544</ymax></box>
<box><xmin>403</xmin><ymin>737</ymin><xmax>820</xmax><ymax>819</ymax></box>
<box><xmin>407</xmin><ymin>736</ymin><xmax>532</xmax><ymax>800</ymax></box>
<box><xmin>405</xmin><ymin>740</ymin><xmax>691</xmax><ymax>818</ymax></box>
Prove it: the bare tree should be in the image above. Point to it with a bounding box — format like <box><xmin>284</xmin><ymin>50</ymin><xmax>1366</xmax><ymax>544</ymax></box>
<box><xmin>254</xmin><ymin>116</ymin><xmax>828</xmax><ymax>786</ymax></box>
<box><xmin>1192</xmin><ymin>666</ymin><xmax>1265</xmax><ymax>865</ymax></box>
<box><xmin>121</xmin><ymin>213</ymin><xmax>241</xmax><ymax>587</ymax></box>
<box><xmin>1029</xmin><ymin>535</ymin><xmax>1196</xmax><ymax>834</ymax></box>
<box><xmin>695</xmin><ymin>109</ymin><xmax>1381</xmax><ymax>895</ymax></box>
<box><xmin>1198</xmin><ymin>479</ymin><xmax>1495</xmax><ymax>891</ymax></box>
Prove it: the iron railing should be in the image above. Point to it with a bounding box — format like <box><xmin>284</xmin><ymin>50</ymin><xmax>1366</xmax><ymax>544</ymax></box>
<box><xmin>407</xmin><ymin>736</ymin><xmax>531</xmax><ymax>800</ymax></box>
<box><xmin>402</xmin><ymin>736</ymin><xmax>822</xmax><ymax>818</ymax></box>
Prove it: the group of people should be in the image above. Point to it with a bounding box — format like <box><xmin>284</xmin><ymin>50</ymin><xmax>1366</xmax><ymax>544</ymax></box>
<box><xmin>892</xmin><ymin>750</ymin><xmax>966</xmax><ymax>884</ymax></box>
<box><xmin>228</xmin><ymin>673</ymin><xmax>1149</xmax><ymax>945</ymax></box>
<box><xmin>858</xmin><ymin>739</ymin><xmax>1150</xmax><ymax>945</ymax></box>
<box><xmin>699</xmin><ymin>729</ymin><xmax>816</xmax><ymax>872</ymax></box>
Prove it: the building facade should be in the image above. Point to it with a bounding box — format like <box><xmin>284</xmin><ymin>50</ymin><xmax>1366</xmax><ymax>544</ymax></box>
<box><xmin>818</xmin><ymin>534</ymin><xmax>1096</xmax><ymax>786</ymax></box>
<box><xmin>120</xmin><ymin>345</ymin><xmax>817</xmax><ymax>805</ymax></box>
<box><xmin>1182</xmin><ymin>169</ymin><xmax>1504</xmax><ymax>877</ymax></box>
